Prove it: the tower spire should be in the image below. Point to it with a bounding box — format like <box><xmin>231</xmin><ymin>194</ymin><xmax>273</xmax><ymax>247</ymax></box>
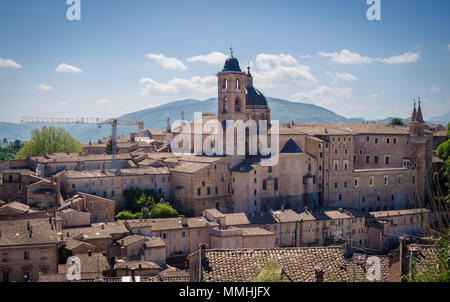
<box><xmin>411</xmin><ymin>98</ymin><xmax>417</xmax><ymax>121</ymax></box>
<box><xmin>416</xmin><ymin>97</ymin><xmax>424</xmax><ymax>123</ymax></box>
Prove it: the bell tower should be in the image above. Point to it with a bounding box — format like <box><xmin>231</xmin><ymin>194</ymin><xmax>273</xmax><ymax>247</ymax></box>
<box><xmin>217</xmin><ymin>47</ymin><xmax>248</xmax><ymax>124</ymax></box>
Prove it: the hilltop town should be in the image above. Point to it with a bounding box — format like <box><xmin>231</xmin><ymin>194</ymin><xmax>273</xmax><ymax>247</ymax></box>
<box><xmin>0</xmin><ymin>53</ymin><xmax>447</xmax><ymax>282</ymax></box>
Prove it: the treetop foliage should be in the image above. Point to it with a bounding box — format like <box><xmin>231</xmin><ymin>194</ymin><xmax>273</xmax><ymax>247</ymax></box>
<box><xmin>16</xmin><ymin>126</ymin><xmax>82</xmax><ymax>158</ymax></box>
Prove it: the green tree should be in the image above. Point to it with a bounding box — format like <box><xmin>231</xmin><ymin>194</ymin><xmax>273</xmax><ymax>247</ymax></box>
<box><xmin>105</xmin><ymin>138</ymin><xmax>119</xmax><ymax>155</ymax></box>
<box><xmin>410</xmin><ymin>234</ymin><xmax>450</xmax><ymax>282</ymax></box>
<box><xmin>389</xmin><ymin>118</ymin><xmax>404</xmax><ymax>126</ymax></box>
<box><xmin>437</xmin><ymin>124</ymin><xmax>450</xmax><ymax>188</ymax></box>
<box><xmin>16</xmin><ymin>126</ymin><xmax>82</xmax><ymax>158</ymax></box>
<box><xmin>115</xmin><ymin>210</ymin><xmax>141</xmax><ymax>220</ymax></box>
<box><xmin>0</xmin><ymin>140</ymin><xmax>23</xmax><ymax>162</ymax></box>
<box><xmin>149</xmin><ymin>202</ymin><xmax>179</xmax><ymax>218</ymax></box>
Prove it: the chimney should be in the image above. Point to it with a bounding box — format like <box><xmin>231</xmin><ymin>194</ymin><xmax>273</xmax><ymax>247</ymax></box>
<box><xmin>314</xmin><ymin>266</ymin><xmax>324</xmax><ymax>282</ymax></box>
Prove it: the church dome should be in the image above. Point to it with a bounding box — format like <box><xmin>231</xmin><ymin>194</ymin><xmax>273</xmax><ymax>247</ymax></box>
<box><xmin>222</xmin><ymin>56</ymin><xmax>241</xmax><ymax>72</ymax></box>
<box><xmin>246</xmin><ymin>86</ymin><xmax>268</xmax><ymax>107</ymax></box>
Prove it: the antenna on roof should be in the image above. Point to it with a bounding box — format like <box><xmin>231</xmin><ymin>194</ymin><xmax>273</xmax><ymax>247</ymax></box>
<box><xmin>230</xmin><ymin>44</ymin><xmax>233</xmax><ymax>57</ymax></box>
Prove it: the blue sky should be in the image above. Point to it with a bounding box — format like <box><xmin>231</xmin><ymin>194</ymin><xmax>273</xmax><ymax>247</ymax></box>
<box><xmin>0</xmin><ymin>0</ymin><xmax>449</xmax><ymax>122</ymax></box>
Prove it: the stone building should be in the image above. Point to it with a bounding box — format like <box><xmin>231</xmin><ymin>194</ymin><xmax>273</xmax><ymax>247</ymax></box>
<box><xmin>57</xmin><ymin>167</ymin><xmax>171</xmax><ymax>209</ymax></box>
<box><xmin>366</xmin><ymin>208</ymin><xmax>433</xmax><ymax>253</ymax></box>
<box><xmin>124</xmin><ymin>217</ymin><xmax>213</xmax><ymax>258</ymax></box>
<box><xmin>209</xmin><ymin>226</ymin><xmax>275</xmax><ymax>249</ymax></box>
<box><xmin>0</xmin><ymin>216</ymin><xmax>59</xmax><ymax>282</ymax></box>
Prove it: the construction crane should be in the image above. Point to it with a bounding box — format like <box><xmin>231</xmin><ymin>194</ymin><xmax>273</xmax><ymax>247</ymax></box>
<box><xmin>20</xmin><ymin>116</ymin><xmax>144</xmax><ymax>174</ymax></box>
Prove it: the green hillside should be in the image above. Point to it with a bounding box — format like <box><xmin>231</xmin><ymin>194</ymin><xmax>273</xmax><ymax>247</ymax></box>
<box><xmin>1</xmin><ymin>97</ymin><xmax>370</xmax><ymax>144</ymax></box>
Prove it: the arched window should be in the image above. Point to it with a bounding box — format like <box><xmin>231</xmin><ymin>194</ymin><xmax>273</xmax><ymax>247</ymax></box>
<box><xmin>223</xmin><ymin>79</ymin><xmax>227</xmax><ymax>90</ymax></box>
<box><xmin>235</xmin><ymin>99</ymin><xmax>240</xmax><ymax>112</ymax></box>
<box><xmin>260</xmin><ymin>113</ymin><xmax>265</xmax><ymax>120</ymax></box>
<box><xmin>224</xmin><ymin>97</ymin><xmax>228</xmax><ymax>112</ymax></box>
<box><xmin>236</xmin><ymin>79</ymin><xmax>240</xmax><ymax>90</ymax></box>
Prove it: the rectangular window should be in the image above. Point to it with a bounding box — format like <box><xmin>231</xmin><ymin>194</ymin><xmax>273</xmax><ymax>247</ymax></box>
<box><xmin>374</xmin><ymin>156</ymin><xmax>379</xmax><ymax>164</ymax></box>
<box><xmin>207</xmin><ymin>187</ymin><xmax>211</xmax><ymax>195</ymax></box>
<box><xmin>403</xmin><ymin>159</ymin><xmax>411</xmax><ymax>168</ymax></box>
<box><xmin>40</xmin><ymin>250</ymin><xmax>48</xmax><ymax>260</ymax></box>
<box><xmin>215</xmin><ymin>186</ymin><xmax>218</xmax><ymax>195</ymax></box>
<box><xmin>262</xmin><ymin>180</ymin><xmax>267</xmax><ymax>191</ymax></box>
<box><xmin>384</xmin><ymin>176</ymin><xmax>389</xmax><ymax>186</ymax></box>
<box><xmin>24</xmin><ymin>251</ymin><xmax>30</xmax><ymax>260</ymax></box>
<box><xmin>197</xmin><ymin>188</ymin><xmax>201</xmax><ymax>196</ymax></box>
<box><xmin>274</xmin><ymin>178</ymin><xmax>278</xmax><ymax>191</ymax></box>
<box><xmin>365</xmin><ymin>156</ymin><xmax>370</xmax><ymax>164</ymax></box>
<box><xmin>385</xmin><ymin>156</ymin><xmax>390</xmax><ymax>165</ymax></box>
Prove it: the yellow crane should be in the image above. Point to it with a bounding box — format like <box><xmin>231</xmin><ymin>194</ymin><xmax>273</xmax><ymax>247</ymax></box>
<box><xmin>20</xmin><ymin>116</ymin><xmax>144</xmax><ymax>174</ymax></box>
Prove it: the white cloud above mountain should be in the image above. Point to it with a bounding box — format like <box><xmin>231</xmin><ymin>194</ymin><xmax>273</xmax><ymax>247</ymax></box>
<box><xmin>38</xmin><ymin>84</ymin><xmax>53</xmax><ymax>91</ymax></box>
<box><xmin>252</xmin><ymin>53</ymin><xmax>317</xmax><ymax>89</ymax></box>
<box><xmin>326</xmin><ymin>71</ymin><xmax>358</xmax><ymax>84</ymax></box>
<box><xmin>255</xmin><ymin>53</ymin><xmax>298</xmax><ymax>70</ymax></box>
<box><xmin>139</xmin><ymin>75</ymin><xmax>216</xmax><ymax>96</ymax></box>
<box><xmin>186</xmin><ymin>52</ymin><xmax>228</xmax><ymax>66</ymax></box>
<box><xmin>0</xmin><ymin>57</ymin><xmax>22</xmax><ymax>69</ymax></box>
<box><xmin>55</xmin><ymin>63</ymin><xmax>82</xmax><ymax>73</ymax></box>
<box><xmin>291</xmin><ymin>86</ymin><xmax>352</xmax><ymax>107</ymax></box>
<box><xmin>318</xmin><ymin>49</ymin><xmax>419</xmax><ymax>65</ymax></box>
<box><xmin>145</xmin><ymin>53</ymin><xmax>187</xmax><ymax>70</ymax></box>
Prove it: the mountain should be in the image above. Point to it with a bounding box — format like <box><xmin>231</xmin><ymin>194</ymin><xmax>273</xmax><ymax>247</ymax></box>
<box><xmin>0</xmin><ymin>97</ymin><xmax>368</xmax><ymax>144</ymax></box>
<box><xmin>428</xmin><ymin>111</ymin><xmax>450</xmax><ymax>126</ymax></box>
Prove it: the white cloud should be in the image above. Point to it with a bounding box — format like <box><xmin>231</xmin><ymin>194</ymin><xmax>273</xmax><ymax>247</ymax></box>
<box><xmin>378</xmin><ymin>51</ymin><xmax>419</xmax><ymax>64</ymax></box>
<box><xmin>318</xmin><ymin>49</ymin><xmax>419</xmax><ymax>65</ymax></box>
<box><xmin>318</xmin><ymin>50</ymin><xmax>373</xmax><ymax>64</ymax></box>
<box><xmin>326</xmin><ymin>71</ymin><xmax>358</xmax><ymax>84</ymax></box>
<box><xmin>369</xmin><ymin>93</ymin><xmax>379</xmax><ymax>98</ymax></box>
<box><xmin>292</xmin><ymin>86</ymin><xmax>352</xmax><ymax>107</ymax></box>
<box><xmin>250</xmin><ymin>53</ymin><xmax>316</xmax><ymax>89</ymax></box>
<box><xmin>253</xmin><ymin>65</ymin><xmax>317</xmax><ymax>89</ymax></box>
<box><xmin>448</xmin><ymin>44</ymin><xmax>450</xmax><ymax>51</ymax></box>
<box><xmin>255</xmin><ymin>53</ymin><xmax>298</xmax><ymax>70</ymax></box>
<box><xmin>0</xmin><ymin>57</ymin><xmax>22</xmax><ymax>69</ymax></box>
<box><xmin>186</xmin><ymin>52</ymin><xmax>228</xmax><ymax>66</ymax></box>
<box><xmin>429</xmin><ymin>84</ymin><xmax>440</xmax><ymax>93</ymax></box>
<box><xmin>38</xmin><ymin>84</ymin><xmax>53</xmax><ymax>91</ymax></box>
<box><xmin>139</xmin><ymin>75</ymin><xmax>216</xmax><ymax>96</ymax></box>
<box><xmin>55</xmin><ymin>63</ymin><xmax>82</xmax><ymax>73</ymax></box>
<box><xmin>97</xmin><ymin>99</ymin><xmax>110</xmax><ymax>105</ymax></box>
<box><xmin>145</xmin><ymin>53</ymin><xmax>187</xmax><ymax>70</ymax></box>
<box><xmin>299</xmin><ymin>54</ymin><xmax>313</xmax><ymax>59</ymax></box>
